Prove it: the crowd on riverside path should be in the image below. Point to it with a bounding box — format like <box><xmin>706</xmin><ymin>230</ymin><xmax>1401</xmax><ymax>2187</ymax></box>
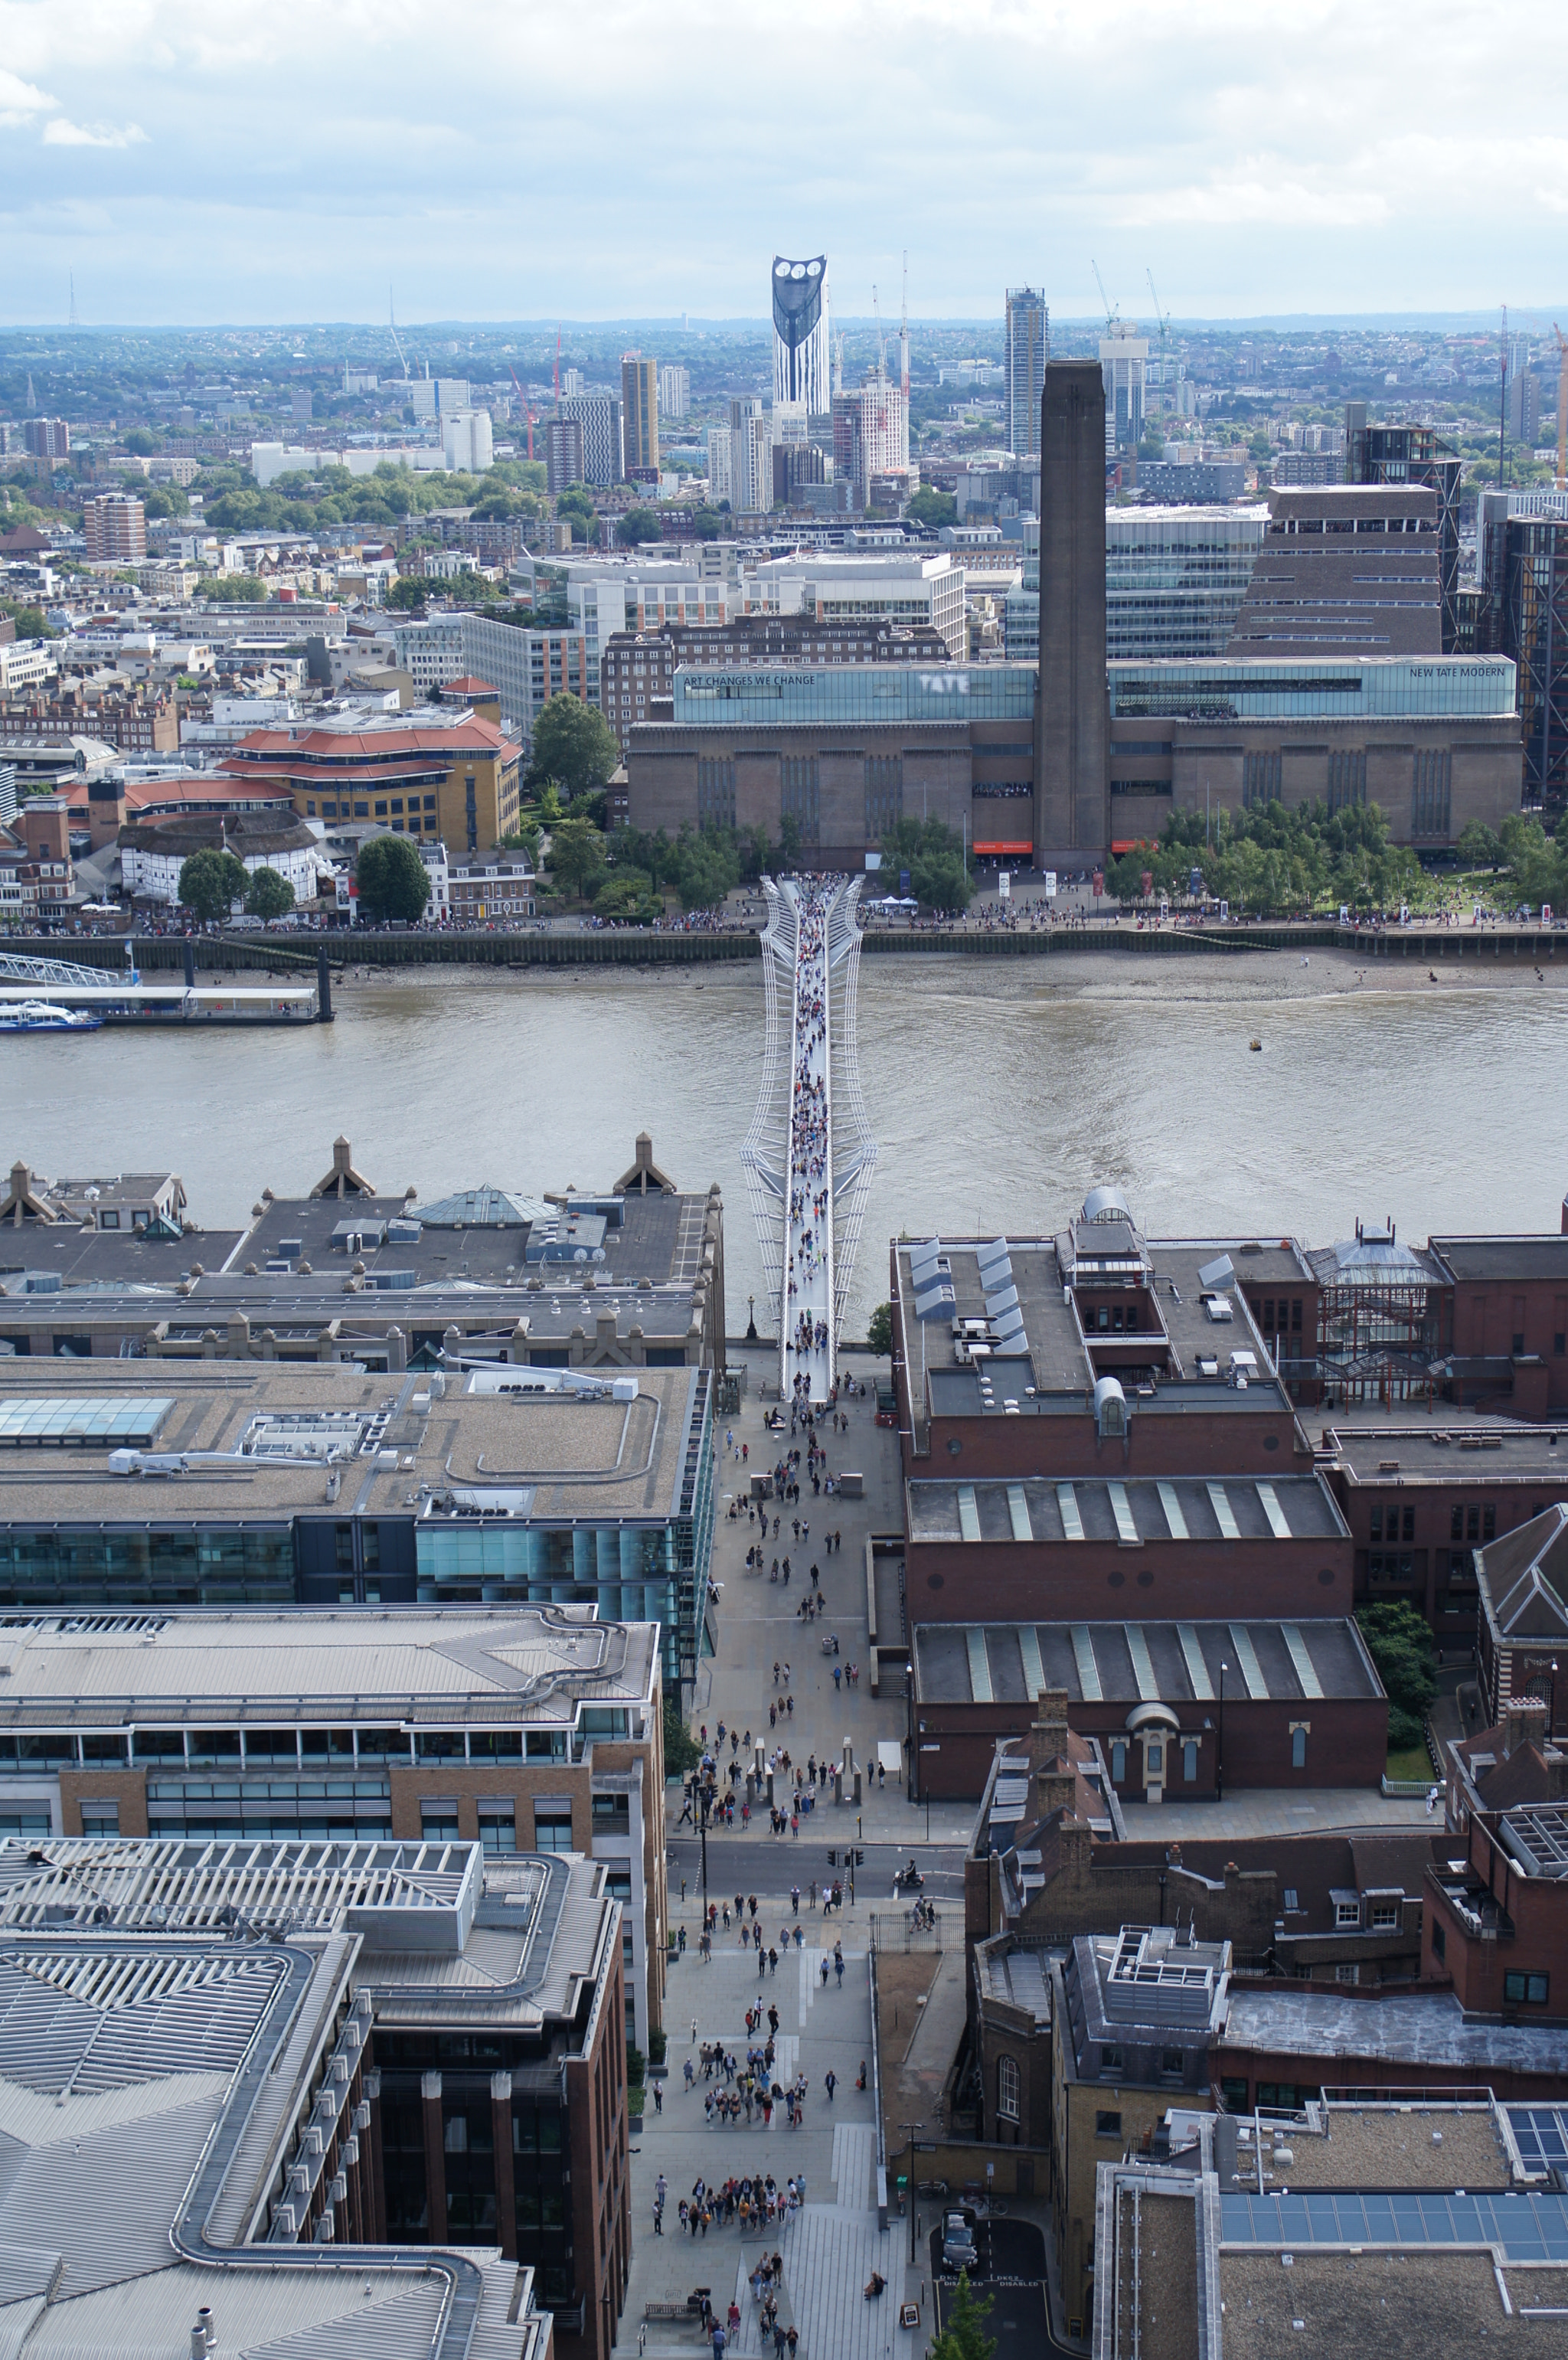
<box><xmin>784</xmin><ymin>882</ymin><xmax>833</xmax><ymax>1403</ymax></box>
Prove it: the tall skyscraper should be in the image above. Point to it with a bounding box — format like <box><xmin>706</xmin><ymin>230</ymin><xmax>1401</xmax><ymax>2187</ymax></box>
<box><xmin>1099</xmin><ymin>327</ymin><xmax>1148</xmax><ymax>449</ymax></box>
<box><xmin>1004</xmin><ymin>288</ymin><xmax>1048</xmax><ymax>458</ymax></box>
<box><xmin>547</xmin><ymin>417</ymin><xmax>584</xmax><ymax>495</ymax></box>
<box><xmin>772</xmin><ymin>257</ymin><xmax>831</xmax><ymax>415</ymax></box>
<box><xmin>561</xmin><ymin>391</ymin><xmax>623</xmax><ymax>487</ymax></box>
<box><xmin>706</xmin><ymin>425</ymin><xmax>733</xmax><ymax>508</ymax></box>
<box><xmin>1034</xmin><ymin>363</ymin><xmax>1109</xmax><ymax>865</ymax></box>
<box><xmin>658</xmin><ymin>364</ymin><xmax>690</xmax><ymax>420</ymax></box>
<box><xmin>621</xmin><ymin>355</ymin><xmax>659</xmax><ymax>475</ymax></box>
<box><xmin>727</xmin><ymin>399</ymin><xmax>771</xmax><ymax>513</ymax></box>
<box><xmin>83</xmin><ymin>493</ymin><xmax>147</xmax><ymax>564</ymax></box>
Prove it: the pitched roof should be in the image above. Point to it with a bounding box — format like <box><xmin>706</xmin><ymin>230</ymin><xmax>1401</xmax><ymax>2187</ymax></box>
<box><xmin>1480</xmin><ymin>1502</ymin><xmax>1568</xmax><ymax>1639</ymax></box>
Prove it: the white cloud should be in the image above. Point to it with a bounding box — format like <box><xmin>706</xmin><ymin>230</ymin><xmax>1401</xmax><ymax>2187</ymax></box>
<box><xmin>41</xmin><ymin>116</ymin><xmax>147</xmax><ymax>149</ymax></box>
<box><xmin>0</xmin><ymin>66</ymin><xmax>57</xmax><ymax>125</ymax></box>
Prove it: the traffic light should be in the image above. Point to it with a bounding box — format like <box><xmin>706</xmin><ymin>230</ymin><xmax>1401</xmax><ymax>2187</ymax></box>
<box><xmin>826</xmin><ymin>1851</ymin><xmax>837</xmax><ymax>1868</ymax></box>
<box><xmin>854</xmin><ymin>1849</ymin><xmax>865</xmax><ymax>1867</ymax></box>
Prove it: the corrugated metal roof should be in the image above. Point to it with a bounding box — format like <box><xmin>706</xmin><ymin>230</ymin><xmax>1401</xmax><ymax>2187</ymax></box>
<box><xmin>9</xmin><ymin>2259</ymin><xmax>448</xmax><ymax>2358</ymax></box>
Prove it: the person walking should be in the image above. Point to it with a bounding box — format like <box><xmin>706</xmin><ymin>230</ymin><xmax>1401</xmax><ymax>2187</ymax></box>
<box><xmin>824</xmin><ymin>2069</ymin><xmax>837</xmax><ymax>2103</ymax></box>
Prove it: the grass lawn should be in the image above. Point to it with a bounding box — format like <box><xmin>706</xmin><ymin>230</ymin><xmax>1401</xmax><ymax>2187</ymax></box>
<box><xmin>1386</xmin><ymin>1745</ymin><xmax>1433</xmax><ymax>1783</ymax></box>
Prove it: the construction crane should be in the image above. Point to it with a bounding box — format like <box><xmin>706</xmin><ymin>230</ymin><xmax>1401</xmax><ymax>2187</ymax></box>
<box><xmin>872</xmin><ymin>285</ymin><xmax>886</xmax><ymax>378</ymax></box>
<box><xmin>1092</xmin><ymin>260</ymin><xmax>1119</xmax><ymax>334</ymax></box>
<box><xmin>1146</xmin><ymin>268</ymin><xmax>1171</xmax><ymax>401</ymax></box>
<box><xmin>387</xmin><ymin>288</ymin><xmax>410</xmax><ymax>384</ymax></box>
<box><xmin>554</xmin><ymin>326</ymin><xmax>562</xmax><ymax>413</ymax></box>
<box><xmin>1556</xmin><ymin>324</ymin><xmax>1567</xmax><ymax>490</ymax></box>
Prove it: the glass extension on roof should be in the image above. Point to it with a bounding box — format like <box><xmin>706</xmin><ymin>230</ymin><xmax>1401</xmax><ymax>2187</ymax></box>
<box><xmin>0</xmin><ymin>1397</ymin><xmax>174</xmax><ymax>1446</ymax></box>
<box><xmin>1107</xmin><ymin>655</ymin><xmax>1516</xmax><ymax>721</ymax></box>
<box><xmin>671</xmin><ymin>664</ymin><xmax>1037</xmax><ymax>727</ymax></box>
<box><xmin>1220</xmin><ymin>2187</ymin><xmax>1568</xmax><ymax>2263</ymax></box>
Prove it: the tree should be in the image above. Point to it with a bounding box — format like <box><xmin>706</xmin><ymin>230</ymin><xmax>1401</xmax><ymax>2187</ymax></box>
<box><xmin>547</xmin><ymin>814</ymin><xmax>608</xmax><ymax>902</ymax></box>
<box><xmin>867</xmin><ymin>1303</ymin><xmax>893</xmax><ymax>1358</ymax></box>
<box><xmin>882</xmin><ymin>815</ymin><xmax>975</xmax><ymax>910</ymax></box>
<box><xmin>617</xmin><ymin>507</ymin><xmax>665</xmax><ymax>547</ymax></box>
<box><xmin>929</xmin><ymin>2274</ymin><xmax>995</xmax><ymax>2360</ymax></box>
<box><xmin>200</xmin><ymin>574</ymin><xmax>270</xmax><ymax>603</ymax></box>
<box><xmin>1455</xmin><ymin>819</ymin><xmax>1502</xmax><ymax>871</ymax></box>
<box><xmin>663</xmin><ymin>1696</ymin><xmax>701</xmax><ymax>1777</ymax></box>
<box><xmin>244</xmin><ymin>866</ymin><xmax>296</xmax><ymax>920</ymax></box>
<box><xmin>594</xmin><ymin>870</ymin><xmax>659</xmax><ymax>924</ymax></box>
<box><xmin>0</xmin><ymin>600</ymin><xmax>56</xmax><ymax>641</ymax></box>
<box><xmin>555</xmin><ymin>486</ymin><xmax>596</xmax><ymax>538</ymax></box>
<box><xmin>122</xmin><ymin>428</ymin><xmax>162</xmax><ymax>456</ymax></box>
<box><xmin>906</xmin><ymin>486</ymin><xmax>958</xmax><ymax>530</ymax></box>
<box><xmin>384</xmin><ymin>576</ymin><xmax>428</xmax><ymax>613</ymax></box>
<box><xmin>1356</xmin><ymin>1601</ymin><xmax>1438</xmax><ymax>1744</ymax></box>
<box><xmin>178</xmin><ymin>848</ymin><xmax>250</xmax><ymax>924</ymax></box>
<box><xmin>356</xmin><ymin>832</ymin><xmax>430</xmax><ymax>923</ymax></box>
<box><xmin>528</xmin><ymin>694</ymin><xmax>620</xmax><ymax>801</ymax></box>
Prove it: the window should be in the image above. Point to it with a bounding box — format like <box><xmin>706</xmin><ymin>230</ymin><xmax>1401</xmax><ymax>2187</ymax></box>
<box><xmin>80</xmin><ymin>1800</ymin><xmax>119</xmax><ymax>1835</ymax></box>
<box><xmin>1099</xmin><ymin>2048</ymin><xmax>1124</xmax><ymax>2077</ymax></box>
<box><xmin>1161</xmin><ymin>2050</ymin><xmax>1184</xmax><ymax>2078</ymax></box>
<box><xmin>1145</xmin><ymin>1743</ymin><xmax>1162</xmax><ymax>1776</ymax></box>
<box><xmin>1370</xmin><ymin>1901</ymin><xmax>1400</xmax><ymax>1930</ymax></box>
<box><xmin>1220</xmin><ymin>2078</ymin><xmax>1251</xmax><ymax>2114</ymax></box>
<box><xmin>1452</xmin><ymin>1505</ymin><xmax>1464</xmax><ymax>1541</ymax></box>
<box><xmin>1335</xmin><ymin>1899</ymin><xmax>1360</xmax><ymax>1927</ymax></box>
<box><xmin>1183</xmin><ymin>1740</ymin><xmax>1198</xmax><ymax>1783</ymax></box>
<box><xmin>1504</xmin><ymin>1970</ymin><xmax>1550</xmax><ymax>2006</ymax></box>
<box><xmin>1484</xmin><ymin>1505</ymin><xmax>1496</xmax><ymax>1541</ymax></box>
<box><xmin>1468</xmin><ymin>1505</ymin><xmax>1480</xmax><ymax>1543</ymax></box>
<box><xmin>1292</xmin><ymin>1727</ymin><xmax>1308</xmax><ymax>1770</ymax></box>
<box><xmin>1370</xmin><ymin>1505</ymin><xmax>1383</xmax><ymax>1541</ymax></box>
<box><xmin>1111</xmin><ymin>1741</ymin><xmax>1126</xmax><ymax>1783</ymax></box>
<box><xmin>1335</xmin><ymin>1962</ymin><xmax>1359</xmax><ymax>1986</ymax></box>
<box><xmin>1403</xmin><ymin>1505</ymin><xmax>1416</xmax><ymax>1542</ymax></box>
<box><xmin>478</xmin><ymin>1803</ymin><xmax>517</xmax><ymax>1856</ymax></box>
<box><xmin>1095</xmin><ymin>2109</ymin><xmax>1122</xmax><ymax>2137</ymax></box>
<box><xmin>420</xmin><ymin>1801</ymin><xmax>460</xmax><ymax>1842</ymax></box>
<box><xmin>534</xmin><ymin>1809</ymin><xmax>575</xmax><ymax>1854</ymax></box>
<box><xmin>998</xmin><ymin>2054</ymin><xmax>1020</xmax><ymax>2122</ymax></box>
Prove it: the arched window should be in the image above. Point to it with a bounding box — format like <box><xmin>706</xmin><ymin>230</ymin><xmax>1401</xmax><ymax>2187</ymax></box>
<box><xmin>998</xmin><ymin>2054</ymin><xmax>1020</xmax><ymax>2123</ymax></box>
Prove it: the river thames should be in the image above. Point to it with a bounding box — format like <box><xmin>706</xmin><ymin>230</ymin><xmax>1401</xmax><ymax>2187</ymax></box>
<box><xmin>6</xmin><ymin>947</ymin><xmax>1566</xmax><ymax>1336</ymax></box>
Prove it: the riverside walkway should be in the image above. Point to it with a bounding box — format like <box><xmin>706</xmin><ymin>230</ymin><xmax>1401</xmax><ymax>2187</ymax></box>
<box><xmin>742</xmin><ymin>877</ymin><xmax>876</xmax><ymax>1406</ymax></box>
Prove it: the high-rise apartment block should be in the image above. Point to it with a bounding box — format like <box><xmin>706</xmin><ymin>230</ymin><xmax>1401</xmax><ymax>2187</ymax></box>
<box><xmin>22</xmin><ymin>417</ymin><xmax>69</xmax><ymax>459</ymax></box>
<box><xmin>410</xmin><ymin>375</ymin><xmax>470</xmax><ymax>419</ymax></box>
<box><xmin>621</xmin><ymin>355</ymin><xmax>659</xmax><ymax>476</ymax></box>
<box><xmin>658</xmin><ymin>364</ymin><xmax>690</xmax><ymax>420</ymax></box>
<box><xmin>831</xmin><ymin>371</ymin><xmax>908</xmax><ymax>507</ymax></box>
<box><xmin>547</xmin><ymin>416</ymin><xmax>585</xmax><ymax>495</ymax></box>
<box><xmin>772</xmin><ymin>255</ymin><xmax>831</xmax><ymax>414</ymax></box>
<box><xmin>83</xmin><ymin>492</ymin><xmax>147</xmax><ymax>564</ymax></box>
<box><xmin>1004</xmin><ymin>287</ymin><xmax>1049</xmax><ymax>457</ymax></box>
<box><xmin>1034</xmin><ymin>361</ymin><xmax>1109</xmax><ymax>865</ymax></box>
<box><xmin>440</xmin><ymin>408</ymin><xmax>493</xmax><ymax>473</ymax></box>
<box><xmin>1510</xmin><ymin>368</ymin><xmax>1542</xmax><ymax>446</ymax></box>
<box><xmin>706</xmin><ymin>423</ymin><xmax>733</xmax><ymax>508</ymax></box>
<box><xmin>561</xmin><ymin>391</ymin><xmax>623</xmax><ymax>488</ymax></box>
<box><xmin>1100</xmin><ymin>327</ymin><xmax>1148</xmax><ymax>449</ymax></box>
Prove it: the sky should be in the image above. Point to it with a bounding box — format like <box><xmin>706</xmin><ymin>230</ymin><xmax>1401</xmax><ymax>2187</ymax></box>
<box><xmin>2</xmin><ymin>0</ymin><xmax>1567</xmax><ymax>328</ymax></box>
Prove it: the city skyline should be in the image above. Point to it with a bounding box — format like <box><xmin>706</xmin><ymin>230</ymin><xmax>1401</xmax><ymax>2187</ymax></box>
<box><xmin>2</xmin><ymin>0</ymin><xmax>1567</xmax><ymax>323</ymax></box>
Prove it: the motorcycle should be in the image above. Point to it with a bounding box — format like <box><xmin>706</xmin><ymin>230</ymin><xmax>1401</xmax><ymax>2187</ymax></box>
<box><xmin>893</xmin><ymin>1863</ymin><xmax>925</xmax><ymax>1894</ymax></box>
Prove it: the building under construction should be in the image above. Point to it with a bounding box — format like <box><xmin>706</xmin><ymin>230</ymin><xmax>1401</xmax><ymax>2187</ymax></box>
<box><xmin>1344</xmin><ymin>410</ymin><xmax>1463</xmax><ymax>653</ymax></box>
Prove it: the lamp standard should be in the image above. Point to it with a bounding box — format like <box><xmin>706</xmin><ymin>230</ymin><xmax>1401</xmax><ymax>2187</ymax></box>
<box><xmin>1550</xmin><ymin>1659</ymin><xmax>1560</xmax><ymax>1743</ymax></box>
<box><xmin>919</xmin><ymin>1743</ymin><xmax>941</xmax><ymax>1842</ymax></box>
<box><xmin>1217</xmin><ymin>1662</ymin><xmax>1229</xmax><ymax>1804</ymax></box>
<box><xmin>898</xmin><ymin>2120</ymin><xmax>926</xmax><ymax>2263</ymax></box>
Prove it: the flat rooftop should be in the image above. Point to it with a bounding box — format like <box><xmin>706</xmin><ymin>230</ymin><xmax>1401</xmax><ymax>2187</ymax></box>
<box><xmin>1223</xmin><ymin>1984</ymin><xmax>1568</xmax><ymax>2071</ymax></box>
<box><xmin>0</xmin><ymin>1357</ymin><xmax>704</xmax><ymax>1525</ymax></box>
<box><xmin>1432</xmin><ymin>1234</ymin><xmax>1568</xmax><ymax>1283</ymax></box>
<box><xmin>913</xmin><ymin>1616</ymin><xmax>1377</xmax><ymax>1709</ymax></box>
<box><xmin>1328</xmin><ymin>1424</ymin><xmax>1568</xmax><ymax>1480</ymax></box>
<box><xmin>0</xmin><ymin>1603</ymin><xmax>657</xmax><ymax>1728</ymax></box>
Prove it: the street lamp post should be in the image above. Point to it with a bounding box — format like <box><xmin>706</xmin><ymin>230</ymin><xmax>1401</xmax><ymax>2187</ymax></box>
<box><xmin>1550</xmin><ymin>1659</ymin><xmax>1560</xmax><ymax>1743</ymax></box>
<box><xmin>898</xmin><ymin>2119</ymin><xmax>925</xmax><ymax>2264</ymax></box>
<box><xmin>920</xmin><ymin>1743</ymin><xmax>941</xmax><ymax>1842</ymax></box>
<box><xmin>1217</xmin><ymin>1662</ymin><xmax>1228</xmax><ymax>1804</ymax></box>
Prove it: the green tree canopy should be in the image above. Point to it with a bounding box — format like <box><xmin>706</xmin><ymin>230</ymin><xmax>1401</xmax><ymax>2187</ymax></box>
<box><xmin>201</xmin><ymin>574</ymin><xmax>270</xmax><ymax>603</ymax></box>
<box><xmin>121</xmin><ymin>428</ymin><xmax>162</xmax><ymax>456</ymax></box>
<box><xmin>929</xmin><ymin>2273</ymin><xmax>996</xmax><ymax>2360</ymax></box>
<box><xmin>555</xmin><ymin>486</ymin><xmax>596</xmax><ymax>537</ymax></box>
<box><xmin>663</xmin><ymin>1697</ymin><xmax>701</xmax><ymax>1778</ymax></box>
<box><xmin>906</xmin><ymin>486</ymin><xmax>958</xmax><ymax>529</ymax></box>
<box><xmin>0</xmin><ymin>599</ymin><xmax>56</xmax><ymax>640</ymax></box>
<box><xmin>1103</xmin><ymin>799</ymin><xmax>1423</xmax><ymax>918</ymax></box>
<box><xmin>881</xmin><ymin>815</ymin><xmax>975</xmax><ymax>910</ymax></box>
<box><xmin>616</xmin><ymin>507</ymin><xmax>665</xmax><ymax>547</ymax></box>
<box><xmin>384</xmin><ymin>576</ymin><xmax>428</xmax><ymax>613</ymax></box>
<box><xmin>356</xmin><ymin>832</ymin><xmax>430</xmax><ymax>923</ymax></box>
<box><xmin>1356</xmin><ymin>1601</ymin><xmax>1438</xmax><ymax>1726</ymax></box>
<box><xmin>547</xmin><ymin>815</ymin><xmax>608</xmax><ymax>903</ymax></box>
<box><xmin>178</xmin><ymin>848</ymin><xmax>249</xmax><ymax>923</ymax></box>
<box><xmin>528</xmin><ymin>694</ymin><xmax>620</xmax><ymax>801</ymax></box>
<box><xmin>243</xmin><ymin>866</ymin><xmax>296</xmax><ymax>920</ymax></box>
<box><xmin>867</xmin><ymin>1303</ymin><xmax>893</xmax><ymax>1357</ymax></box>
<box><xmin>593</xmin><ymin>870</ymin><xmax>661</xmax><ymax>924</ymax></box>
